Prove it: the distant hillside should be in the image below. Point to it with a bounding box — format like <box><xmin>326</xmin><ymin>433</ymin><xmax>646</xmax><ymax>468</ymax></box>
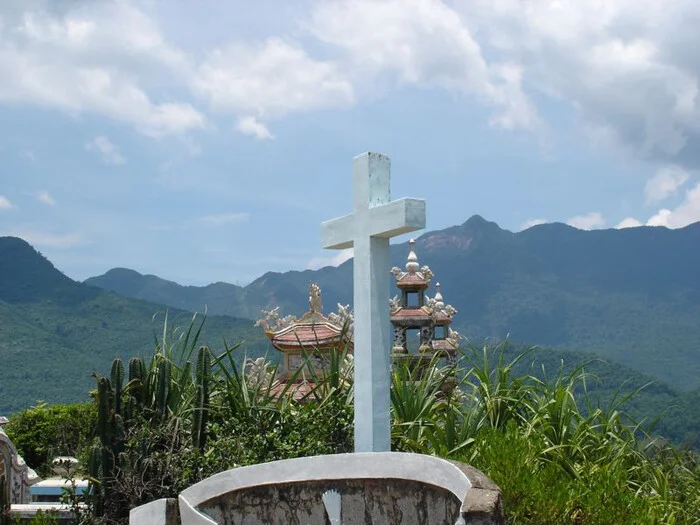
<box><xmin>490</xmin><ymin>343</ymin><xmax>695</xmax><ymax>446</ymax></box>
<box><xmin>87</xmin><ymin>216</ymin><xmax>700</xmax><ymax>390</ymax></box>
<box><xmin>0</xmin><ymin>237</ymin><xmax>270</xmax><ymax>414</ymax></box>
<box><xmin>86</xmin><ymin>268</ymin><xmax>250</xmax><ymax>318</ymax></box>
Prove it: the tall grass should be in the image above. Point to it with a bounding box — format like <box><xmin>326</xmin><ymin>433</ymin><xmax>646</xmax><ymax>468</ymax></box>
<box><xmin>89</xmin><ymin>317</ymin><xmax>700</xmax><ymax>524</ymax></box>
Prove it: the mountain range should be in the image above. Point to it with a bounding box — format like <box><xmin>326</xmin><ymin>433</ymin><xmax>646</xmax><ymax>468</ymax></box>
<box><xmin>2</xmin><ymin>215</ymin><xmax>700</xmax><ymax>445</ymax></box>
<box><xmin>86</xmin><ymin>215</ymin><xmax>700</xmax><ymax>391</ymax></box>
<box><xmin>0</xmin><ymin>237</ymin><xmax>269</xmax><ymax>414</ymax></box>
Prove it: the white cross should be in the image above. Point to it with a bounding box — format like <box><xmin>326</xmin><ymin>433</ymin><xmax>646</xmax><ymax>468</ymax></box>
<box><xmin>321</xmin><ymin>152</ymin><xmax>426</xmax><ymax>452</ymax></box>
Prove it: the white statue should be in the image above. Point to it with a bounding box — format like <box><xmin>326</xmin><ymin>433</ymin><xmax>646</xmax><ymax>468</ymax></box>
<box><xmin>389</xmin><ymin>295</ymin><xmax>401</xmax><ymax>313</ymax></box>
<box><xmin>244</xmin><ymin>357</ymin><xmax>274</xmax><ymax>390</ymax></box>
<box><xmin>310</xmin><ymin>282</ymin><xmax>323</xmax><ymax>313</ymax></box>
<box><xmin>328</xmin><ymin>303</ymin><xmax>354</xmax><ymax>335</ymax></box>
<box><xmin>447</xmin><ymin>328</ymin><xmax>462</xmax><ymax>347</ymax></box>
<box><xmin>255</xmin><ymin>307</ymin><xmax>297</xmax><ymax>333</ymax></box>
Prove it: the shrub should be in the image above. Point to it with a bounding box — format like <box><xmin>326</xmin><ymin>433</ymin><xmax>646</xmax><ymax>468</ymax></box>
<box><xmin>5</xmin><ymin>402</ymin><xmax>96</xmax><ymax>475</ymax></box>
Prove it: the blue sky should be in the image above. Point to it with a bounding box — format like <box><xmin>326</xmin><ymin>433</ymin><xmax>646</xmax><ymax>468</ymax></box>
<box><xmin>1</xmin><ymin>0</ymin><xmax>699</xmax><ymax>285</ymax></box>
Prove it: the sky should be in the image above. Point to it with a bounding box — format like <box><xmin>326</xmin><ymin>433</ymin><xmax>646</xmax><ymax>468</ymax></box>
<box><xmin>1</xmin><ymin>0</ymin><xmax>699</xmax><ymax>286</ymax></box>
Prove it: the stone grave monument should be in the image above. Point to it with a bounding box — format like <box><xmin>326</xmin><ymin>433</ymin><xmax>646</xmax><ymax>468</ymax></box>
<box><xmin>0</xmin><ymin>416</ymin><xmax>39</xmax><ymax>506</ymax></box>
<box><xmin>129</xmin><ymin>152</ymin><xmax>504</xmax><ymax>525</ymax></box>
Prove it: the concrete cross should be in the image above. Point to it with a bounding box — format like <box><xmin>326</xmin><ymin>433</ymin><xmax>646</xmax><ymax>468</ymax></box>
<box><xmin>321</xmin><ymin>152</ymin><xmax>426</xmax><ymax>452</ymax></box>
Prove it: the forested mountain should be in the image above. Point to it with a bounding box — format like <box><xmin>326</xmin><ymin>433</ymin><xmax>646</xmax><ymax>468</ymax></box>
<box><xmin>0</xmin><ymin>237</ymin><xmax>269</xmax><ymax>414</ymax></box>
<box><xmin>4</xmin><ymin>224</ymin><xmax>700</xmax><ymax>445</ymax></box>
<box><xmin>87</xmin><ymin>215</ymin><xmax>700</xmax><ymax>390</ymax></box>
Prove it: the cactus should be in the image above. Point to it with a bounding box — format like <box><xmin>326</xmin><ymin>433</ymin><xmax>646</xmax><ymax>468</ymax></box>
<box><xmin>96</xmin><ymin>377</ymin><xmax>113</xmax><ymax>444</ymax></box>
<box><xmin>155</xmin><ymin>356</ymin><xmax>171</xmax><ymax>418</ymax></box>
<box><xmin>193</xmin><ymin>346</ymin><xmax>211</xmax><ymax>452</ymax></box>
<box><xmin>125</xmin><ymin>357</ymin><xmax>145</xmax><ymax>421</ymax></box>
<box><xmin>124</xmin><ymin>357</ymin><xmax>148</xmax><ymax>421</ymax></box>
<box><xmin>86</xmin><ymin>445</ymin><xmax>103</xmax><ymax>517</ymax></box>
<box><xmin>93</xmin><ymin>361</ymin><xmax>127</xmax><ymax>517</ymax></box>
<box><xmin>110</xmin><ymin>359</ymin><xmax>124</xmax><ymax>416</ymax></box>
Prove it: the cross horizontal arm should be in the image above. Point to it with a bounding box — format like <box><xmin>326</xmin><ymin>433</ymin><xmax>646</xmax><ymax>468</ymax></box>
<box><xmin>321</xmin><ymin>214</ymin><xmax>355</xmax><ymax>250</ymax></box>
<box><xmin>368</xmin><ymin>197</ymin><xmax>426</xmax><ymax>239</ymax></box>
<box><xmin>321</xmin><ymin>197</ymin><xmax>426</xmax><ymax>250</ymax></box>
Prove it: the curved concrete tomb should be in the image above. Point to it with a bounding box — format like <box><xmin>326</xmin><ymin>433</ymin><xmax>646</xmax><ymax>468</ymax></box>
<box><xmin>171</xmin><ymin>452</ymin><xmax>503</xmax><ymax>525</ymax></box>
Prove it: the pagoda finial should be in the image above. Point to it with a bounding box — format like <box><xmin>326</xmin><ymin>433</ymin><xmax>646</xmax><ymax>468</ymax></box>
<box><xmin>406</xmin><ymin>239</ymin><xmax>419</xmax><ymax>273</ymax></box>
<box><xmin>434</xmin><ymin>282</ymin><xmax>444</xmax><ymax>309</ymax></box>
<box><xmin>309</xmin><ymin>282</ymin><xmax>323</xmax><ymax>313</ymax></box>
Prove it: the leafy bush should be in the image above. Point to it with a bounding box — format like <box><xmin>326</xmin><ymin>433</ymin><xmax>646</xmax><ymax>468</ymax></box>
<box><xmin>79</xmin><ymin>318</ymin><xmax>700</xmax><ymax>524</ymax></box>
<box><xmin>5</xmin><ymin>402</ymin><xmax>96</xmax><ymax>475</ymax></box>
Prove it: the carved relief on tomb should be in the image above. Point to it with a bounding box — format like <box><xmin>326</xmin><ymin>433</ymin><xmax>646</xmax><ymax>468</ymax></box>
<box><xmin>447</xmin><ymin>328</ymin><xmax>462</xmax><ymax>347</ymax></box>
<box><xmin>390</xmin><ymin>265</ymin><xmax>434</xmax><ymax>283</ymax></box>
<box><xmin>244</xmin><ymin>357</ymin><xmax>274</xmax><ymax>390</ymax></box>
<box><xmin>0</xmin><ymin>431</ymin><xmax>37</xmax><ymax>504</ymax></box>
<box><xmin>425</xmin><ymin>297</ymin><xmax>457</xmax><ymax>320</ymax></box>
<box><xmin>255</xmin><ymin>307</ymin><xmax>298</xmax><ymax>333</ymax></box>
<box><xmin>389</xmin><ymin>295</ymin><xmax>401</xmax><ymax>314</ymax></box>
<box><xmin>309</xmin><ymin>283</ymin><xmax>322</xmax><ymax>313</ymax></box>
<box><xmin>392</xmin><ymin>325</ymin><xmax>406</xmax><ymax>352</ymax></box>
<box><xmin>420</xmin><ymin>265</ymin><xmax>434</xmax><ymax>282</ymax></box>
<box><xmin>0</xmin><ymin>447</ymin><xmax>7</xmax><ymax>503</ymax></box>
<box><xmin>327</xmin><ymin>303</ymin><xmax>354</xmax><ymax>335</ymax></box>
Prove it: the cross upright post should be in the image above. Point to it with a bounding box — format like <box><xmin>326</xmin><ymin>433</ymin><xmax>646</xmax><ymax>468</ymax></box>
<box><xmin>321</xmin><ymin>152</ymin><xmax>425</xmax><ymax>452</ymax></box>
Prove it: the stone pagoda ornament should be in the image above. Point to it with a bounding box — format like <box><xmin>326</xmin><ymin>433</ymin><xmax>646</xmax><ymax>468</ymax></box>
<box><xmin>255</xmin><ymin>283</ymin><xmax>354</xmax><ymax>399</ymax></box>
<box><xmin>390</xmin><ymin>239</ymin><xmax>461</xmax><ymax>372</ymax></box>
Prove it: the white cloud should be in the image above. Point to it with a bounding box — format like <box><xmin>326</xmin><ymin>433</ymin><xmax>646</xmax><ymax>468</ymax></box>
<box><xmin>307</xmin><ymin>248</ymin><xmax>354</xmax><ymax>270</ymax></box>
<box><xmin>37</xmin><ymin>191</ymin><xmax>55</xmax><ymax>206</ymax></box>
<box><xmin>615</xmin><ymin>217</ymin><xmax>643</xmax><ymax>229</ymax></box>
<box><xmin>192</xmin><ymin>37</ymin><xmax>354</xmax><ymax>129</ymax></box>
<box><xmin>85</xmin><ymin>136</ymin><xmax>126</xmax><ymax>165</ymax></box>
<box><xmin>645</xmin><ymin>182</ymin><xmax>700</xmax><ymax>228</ymax></box>
<box><xmin>236</xmin><ymin>116</ymin><xmax>274</xmax><ymax>140</ymax></box>
<box><xmin>459</xmin><ymin>0</ymin><xmax>700</xmax><ymax>167</ymax></box>
<box><xmin>520</xmin><ymin>218</ymin><xmax>547</xmax><ymax>230</ymax></box>
<box><xmin>0</xmin><ymin>1</ymin><xmax>205</xmax><ymax>137</ymax></box>
<box><xmin>0</xmin><ymin>195</ymin><xmax>15</xmax><ymax>210</ymax></box>
<box><xmin>644</xmin><ymin>165</ymin><xmax>690</xmax><ymax>204</ymax></box>
<box><xmin>646</xmin><ymin>209</ymin><xmax>672</xmax><ymax>227</ymax></box>
<box><xmin>615</xmin><ymin>181</ymin><xmax>700</xmax><ymax>228</ymax></box>
<box><xmin>3</xmin><ymin>0</ymin><xmax>699</xmax><ymax>166</ymax></box>
<box><xmin>308</xmin><ymin>0</ymin><xmax>542</xmax><ymax>133</ymax></box>
<box><xmin>567</xmin><ymin>212</ymin><xmax>605</xmax><ymax>230</ymax></box>
<box><xmin>2</xmin><ymin>229</ymin><xmax>85</xmax><ymax>248</ymax></box>
<box><xmin>197</xmin><ymin>212</ymin><xmax>250</xmax><ymax>227</ymax></box>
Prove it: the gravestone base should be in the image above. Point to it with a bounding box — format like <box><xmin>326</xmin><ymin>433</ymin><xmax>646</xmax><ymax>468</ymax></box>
<box><xmin>130</xmin><ymin>452</ymin><xmax>503</xmax><ymax>525</ymax></box>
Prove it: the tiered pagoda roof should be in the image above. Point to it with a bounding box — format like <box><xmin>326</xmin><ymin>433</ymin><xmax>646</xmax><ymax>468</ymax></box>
<box><xmin>255</xmin><ymin>283</ymin><xmax>354</xmax><ymax>401</ymax></box>
<box><xmin>390</xmin><ymin>239</ymin><xmax>461</xmax><ymax>356</ymax></box>
<box><xmin>256</xmin><ymin>283</ymin><xmax>353</xmax><ymax>352</ymax></box>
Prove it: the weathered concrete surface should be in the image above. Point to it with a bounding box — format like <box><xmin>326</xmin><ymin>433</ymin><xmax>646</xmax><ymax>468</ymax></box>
<box><xmin>171</xmin><ymin>452</ymin><xmax>503</xmax><ymax>525</ymax></box>
<box><xmin>453</xmin><ymin>463</ymin><xmax>504</xmax><ymax>524</ymax></box>
<box><xmin>129</xmin><ymin>497</ymin><xmax>180</xmax><ymax>525</ymax></box>
<box><xmin>200</xmin><ymin>478</ymin><xmax>460</xmax><ymax>524</ymax></box>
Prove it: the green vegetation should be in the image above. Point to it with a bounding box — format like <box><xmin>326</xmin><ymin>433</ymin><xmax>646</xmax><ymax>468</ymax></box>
<box><xmin>85</xmin><ymin>217</ymin><xmax>700</xmax><ymax>392</ymax></box>
<box><xmin>4</xmin><ymin>403</ymin><xmax>96</xmax><ymax>477</ymax></box>
<box><xmin>7</xmin><ymin>314</ymin><xmax>696</xmax><ymax>525</ymax></box>
<box><xmin>0</xmin><ymin>237</ymin><xmax>270</xmax><ymax>414</ymax></box>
